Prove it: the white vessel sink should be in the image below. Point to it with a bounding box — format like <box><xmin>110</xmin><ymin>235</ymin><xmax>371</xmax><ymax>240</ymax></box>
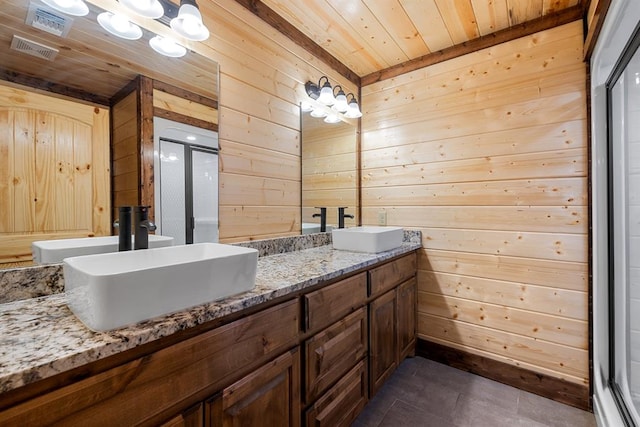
<box><xmin>332</xmin><ymin>226</ymin><xmax>404</xmax><ymax>253</ymax></box>
<box><xmin>63</xmin><ymin>243</ymin><xmax>258</xmax><ymax>331</ymax></box>
<box><xmin>32</xmin><ymin>235</ymin><xmax>174</xmax><ymax>264</ymax></box>
<box><xmin>302</xmin><ymin>223</ymin><xmax>333</xmax><ymax>234</ymax></box>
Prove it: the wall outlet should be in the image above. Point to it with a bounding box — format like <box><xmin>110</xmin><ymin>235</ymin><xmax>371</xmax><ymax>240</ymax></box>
<box><xmin>377</xmin><ymin>210</ymin><xmax>387</xmax><ymax>226</ymax></box>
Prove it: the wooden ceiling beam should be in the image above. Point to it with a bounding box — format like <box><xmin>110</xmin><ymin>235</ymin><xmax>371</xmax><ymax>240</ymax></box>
<box><xmin>583</xmin><ymin>0</ymin><xmax>613</xmax><ymax>60</ymax></box>
<box><xmin>0</xmin><ymin>68</ymin><xmax>110</xmax><ymax>106</ymax></box>
<box><xmin>361</xmin><ymin>5</ymin><xmax>585</xmax><ymax>86</ymax></box>
<box><xmin>232</xmin><ymin>0</ymin><xmax>361</xmax><ymax>86</ymax></box>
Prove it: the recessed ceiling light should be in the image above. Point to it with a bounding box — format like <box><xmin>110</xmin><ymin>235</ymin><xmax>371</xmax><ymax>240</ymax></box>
<box><xmin>97</xmin><ymin>12</ymin><xmax>142</xmax><ymax>40</ymax></box>
<box><xmin>119</xmin><ymin>0</ymin><xmax>164</xmax><ymax>19</ymax></box>
<box><xmin>149</xmin><ymin>35</ymin><xmax>186</xmax><ymax>58</ymax></box>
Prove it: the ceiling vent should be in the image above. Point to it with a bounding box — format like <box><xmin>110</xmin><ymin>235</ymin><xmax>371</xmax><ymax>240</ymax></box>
<box><xmin>10</xmin><ymin>35</ymin><xmax>59</xmax><ymax>61</ymax></box>
<box><xmin>25</xmin><ymin>2</ymin><xmax>73</xmax><ymax>37</ymax></box>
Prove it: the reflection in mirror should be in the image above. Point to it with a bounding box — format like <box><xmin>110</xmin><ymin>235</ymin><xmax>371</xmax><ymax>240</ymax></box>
<box><xmin>0</xmin><ymin>0</ymin><xmax>219</xmax><ymax>268</ymax></box>
<box><xmin>301</xmin><ymin>109</ymin><xmax>358</xmax><ymax>234</ymax></box>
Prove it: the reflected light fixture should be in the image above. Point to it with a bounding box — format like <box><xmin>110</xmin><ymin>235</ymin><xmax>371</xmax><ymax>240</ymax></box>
<box><xmin>97</xmin><ymin>12</ymin><xmax>142</xmax><ymax>40</ymax></box>
<box><xmin>300</xmin><ymin>101</ymin><xmax>313</xmax><ymax>112</ymax></box>
<box><xmin>120</xmin><ymin>0</ymin><xmax>164</xmax><ymax>19</ymax></box>
<box><xmin>310</xmin><ymin>108</ymin><xmax>327</xmax><ymax>118</ymax></box>
<box><xmin>42</xmin><ymin>0</ymin><xmax>89</xmax><ymax>16</ymax></box>
<box><xmin>324</xmin><ymin>113</ymin><xmax>341</xmax><ymax>124</ymax></box>
<box><xmin>171</xmin><ymin>0</ymin><xmax>210</xmax><ymax>41</ymax></box>
<box><xmin>149</xmin><ymin>35</ymin><xmax>186</xmax><ymax>57</ymax></box>
<box><xmin>304</xmin><ymin>76</ymin><xmax>362</xmax><ymax>123</ymax></box>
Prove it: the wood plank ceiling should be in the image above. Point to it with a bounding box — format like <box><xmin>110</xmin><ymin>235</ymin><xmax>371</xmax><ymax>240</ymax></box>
<box><xmin>253</xmin><ymin>0</ymin><xmax>585</xmax><ymax>84</ymax></box>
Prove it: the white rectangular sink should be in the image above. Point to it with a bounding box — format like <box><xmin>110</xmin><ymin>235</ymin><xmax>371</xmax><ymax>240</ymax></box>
<box><xmin>332</xmin><ymin>226</ymin><xmax>404</xmax><ymax>253</ymax></box>
<box><xmin>32</xmin><ymin>235</ymin><xmax>174</xmax><ymax>264</ymax></box>
<box><xmin>63</xmin><ymin>243</ymin><xmax>258</xmax><ymax>331</ymax></box>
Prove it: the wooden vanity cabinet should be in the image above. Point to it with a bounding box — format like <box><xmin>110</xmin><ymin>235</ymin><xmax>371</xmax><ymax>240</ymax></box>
<box><xmin>368</xmin><ymin>253</ymin><xmax>417</xmax><ymax>397</ymax></box>
<box><xmin>1</xmin><ymin>251</ymin><xmax>417</xmax><ymax>427</ymax></box>
<box><xmin>0</xmin><ymin>299</ymin><xmax>299</xmax><ymax>427</ymax></box>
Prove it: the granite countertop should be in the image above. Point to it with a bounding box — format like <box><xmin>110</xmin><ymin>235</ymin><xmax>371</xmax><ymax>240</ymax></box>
<box><xmin>0</xmin><ymin>241</ymin><xmax>420</xmax><ymax>394</ymax></box>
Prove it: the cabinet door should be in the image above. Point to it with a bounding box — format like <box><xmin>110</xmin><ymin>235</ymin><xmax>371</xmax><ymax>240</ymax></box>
<box><xmin>305</xmin><ymin>359</ymin><xmax>368</xmax><ymax>427</ymax></box>
<box><xmin>369</xmin><ymin>289</ymin><xmax>397</xmax><ymax>397</ymax></box>
<box><xmin>206</xmin><ymin>349</ymin><xmax>300</xmax><ymax>427</ymax></box>
<box><xmin>305</xmin><ymin>307</ymin><xmax>367</xmax><ymax>404</ymax></box>
<box><xmin>396</xmin><ymin>278</ymin><xmax>417</xmax><ymax>364</ymax></box>
<box><xmin>161</xmin><ymin>403</ymin><xmax>203</xmax><ymax>427</ymax></box>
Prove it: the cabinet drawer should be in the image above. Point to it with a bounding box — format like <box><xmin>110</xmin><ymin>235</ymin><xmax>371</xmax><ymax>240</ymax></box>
<box><xmin>305</xmin><ymin>359</ymin><xmax>368</xmax><ymax>427</ymax></box>
<box><xmin>0</xmin><ymin>299</ymin><xmax>299</xmax><ymax>427</ymax></box>
<box><xmin>368</xmin><ymin>253</ymin><xmax>416</xmax><ymax>298</ymax></box>
<box><xmin>305</xmin><ymin>307</ymin><xmax>367</xmax><ymax>404</ymax></box>
<box><xmin>304</xmin><ymin>272</ymin><xmax>367</xmax><ymax>333</ymax></box>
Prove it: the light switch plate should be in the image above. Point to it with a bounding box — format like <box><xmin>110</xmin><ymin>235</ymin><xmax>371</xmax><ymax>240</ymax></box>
<box><xmin>377</xmin><ymin>210</ymin><xmax>387</xmax><ymax>226</ymax></box>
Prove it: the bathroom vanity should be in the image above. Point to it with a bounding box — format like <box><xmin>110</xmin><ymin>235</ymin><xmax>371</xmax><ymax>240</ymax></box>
<box><xmin>0</xmin><ymin>234</ymin><xmax>420</xmax><ymax>426</ymax></box>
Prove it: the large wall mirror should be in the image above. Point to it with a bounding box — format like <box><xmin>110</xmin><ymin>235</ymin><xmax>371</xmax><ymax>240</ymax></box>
<box><xmin>0</xmin><ymin>0</ymin><xmax>219</xmax><ymax>267</ymax></box>
<box><xmin>301</xmin><ymin>111</ymin><xmax>358</xmax><ymax>234</ymax></box>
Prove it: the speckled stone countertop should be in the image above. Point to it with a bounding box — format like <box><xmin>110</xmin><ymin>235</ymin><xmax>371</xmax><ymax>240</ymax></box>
<box><xmin>0</xmin><ymin>236</ymin><xmax>421</xmax><ymax>394</ymax></box>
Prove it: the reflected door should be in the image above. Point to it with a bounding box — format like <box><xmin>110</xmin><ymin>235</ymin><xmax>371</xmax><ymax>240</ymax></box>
<box><xmin>159</xmin><ymin>139</ymin><xmax>218</xmax><ymax>245</ymax></box>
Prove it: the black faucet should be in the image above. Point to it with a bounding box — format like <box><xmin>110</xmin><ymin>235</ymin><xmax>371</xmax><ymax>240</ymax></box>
<box><xmin>312</xmin><ymin>207</ymin><xmax>327</xmax><ymax>232</ymax></box>
<box><xmin>134</xmin><ymin>206</ymin><xmax>157</xmax><ymax>250</ymax></box>
<box><xmin>115</xmin><ymin>206</ymin><xmax>132</xmax><ymax>251</ymax></box>
<box><xmin>338</xmin><ymin>207</ymin><xmax>354</xmax><ymax>229</ymax></box>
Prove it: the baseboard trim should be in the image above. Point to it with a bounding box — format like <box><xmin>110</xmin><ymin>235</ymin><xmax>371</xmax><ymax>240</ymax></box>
<box><xmin>416</xmin><ymin>339</ymin><xmax>591</xmax><ymax>412</ymax></box>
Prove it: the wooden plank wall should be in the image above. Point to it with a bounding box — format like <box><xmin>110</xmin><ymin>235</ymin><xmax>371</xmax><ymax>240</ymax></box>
<box><xmin>0</xmin><ymin>82</ymin><xmax>110</xmax><ymax>265</ymax></box>
<box><xmin>192</xmin><ymin>1</ymin><xmax>357</xmax><ymax>243</ymax></box>
<box><xmin>301</xmin><ymin>115</ymin><xmax>358</xmax><ymax>228</ymax></box>
<box><xmin>111</xmin><ymin>89</ymin><xmax>139</xmax><ymax>227</ymax></box>
<box><xmin>361</xmin><ymin>21</ymin><xmax>588</xmax><ymax>386</ymax></box>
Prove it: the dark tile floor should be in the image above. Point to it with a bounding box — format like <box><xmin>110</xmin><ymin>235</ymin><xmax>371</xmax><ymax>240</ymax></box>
<box><xmin>353</xmin><ymin>357</ymin><xmax>597</xmax><ymax>427</ymax></box>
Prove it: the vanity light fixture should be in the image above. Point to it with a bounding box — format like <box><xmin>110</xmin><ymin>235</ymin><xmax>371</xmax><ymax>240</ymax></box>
<box><xmin>170</xmin><ymin>0</ymin><xmax>209</xmax><ymax>41</ymax></box>
<box><xmin>42</xmin><ymin>0</ymin><xmax>89</xmax><ymax>16</ymax></box>
<box><xmin>304</xmin><ymin>76</ymin><xmax>362</xmax><ymax>123</ymax></box>
<box><xmin>331</xmin><ymin>85</ymin><xmax>348</xmax><ymax>113</ymax></box>
<box><xmin>97</xmin><ymin>12</ymin><xmax>142</xmax><ymax>40</ymax></box>
<box><xmin>149</xmin><ymin>35</ymin><xmax>186</xmax><ymax>57</ymax></box>
<box><xmin>119</xmin><ymin>0</ymin><xmax>164</xmax><ymax>19</ymax></box>
<box><xmin>344</xmin><ymin>93</ymin><xmax>363</xmax><ymax>118</ymax></box>
<box><xmin>305</xmin><ymin>76</ymin><xmax>335</xmax><ymax>106</ymax></box>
